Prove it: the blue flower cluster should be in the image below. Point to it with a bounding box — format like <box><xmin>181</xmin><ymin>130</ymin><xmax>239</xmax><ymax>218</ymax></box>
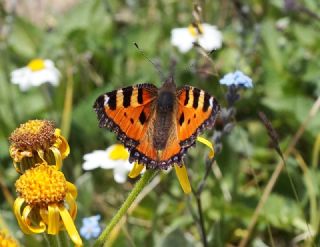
<box><xmin>80</xmin><ymin>215</ymin><xmax>102</xmax><ymax>240</ymax></box>
<box><xmin>219</xmin><ymin>70</ymin><xmax>253</xmax><ymax>88</ymax></box>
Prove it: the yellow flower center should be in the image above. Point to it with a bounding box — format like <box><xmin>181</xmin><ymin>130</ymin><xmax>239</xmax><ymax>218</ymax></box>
<box><xmin>108</xmin><ymin>144</ymin><xmax>129</xmax><ymax>160</ymax></box>
<box><xmin>27</xmin><ymin>59</ymin><xmax>46</xmax><ymax>71</ymax></box>
<box><xmin>9</xmin><ymin>120</ymin><xmax>56</xmax><ymax>151</ymax></box>
<box><xmin>15</xmin><ymin>165</ymin><xmax>67</xmax><ymax>206</ymax></box>
<box><xmin>0</xmin><ymin>231</ymin><xmax>19</xmax><ymax>247</ymax></box>
<box><xmin>188</xmin><ymin>23</ymin><xmax>204</xmax><ymax>37</ymax></box>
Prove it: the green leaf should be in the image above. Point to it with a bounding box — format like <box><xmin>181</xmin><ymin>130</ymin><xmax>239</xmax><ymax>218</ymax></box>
<box><xmin>262</xmin><ymin>194</ymin><xmax>303</xmax><ymax>230</ymax></box>
<box><xmin>8</xmin><ymin>17</ymin><xmax>42</xmax><ymax>58</ymax></box>
<box><xmin>156</xmin><ymin>229</ymin><xmax>193</xmax><ymax>247</ymax></box>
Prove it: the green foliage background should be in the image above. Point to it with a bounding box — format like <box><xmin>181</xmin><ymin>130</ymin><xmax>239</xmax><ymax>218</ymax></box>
<box><xmin>1</xmin><ymin>0</ymin><xmax>320</xmax><ymax>246</ymax></box>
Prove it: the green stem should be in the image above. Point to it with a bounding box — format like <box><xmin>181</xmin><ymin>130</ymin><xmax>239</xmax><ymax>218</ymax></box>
<box><xmin>93</xmin><ymin>169</ymin><xmax>156</xmax><ymax>247</ymax></box>
<box><xmin>44</xmin><ymin>234</ymin><xmax>60</xmax><ymax>247</ymax></box>
<box><xmin>58</xmin><ymin>231</ymin><xmax>70</xmax><ymax>247</ymax></box>
<box><xmin>61</xmin><ymin>65</ymin><xmax>74</xmax><ymax>139</ymax></box>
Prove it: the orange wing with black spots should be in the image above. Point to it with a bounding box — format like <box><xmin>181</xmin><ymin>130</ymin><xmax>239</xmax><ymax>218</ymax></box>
<box><xmin>177</xmin><ymin>86</ymin><xmax>220</xmax><ymax>148</ymax></box>
<box><xmin>93</xmin><ymin>84</ymin><xmax>158</xmax><ymax>149</ymax></box>
<box><xmin>130</xmin><ymin>115</ymin><xmax>183</xmax><ymax>169</ymax></box>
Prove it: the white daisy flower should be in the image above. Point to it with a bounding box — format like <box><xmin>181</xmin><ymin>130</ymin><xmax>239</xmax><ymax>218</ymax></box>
<box><xmin>83</xmin><ymin>144</ymin><xmax>143</xmax><ymax>183</ymax></box>
<box><xmin>11</xmin><ymin>58</ymin><xmax>60</xmax><ymax>91</ymax></box>
<box><xmin>171</xmin><ymin>23</ymin><xmax>223</xmax><ymax>53</ymax></box>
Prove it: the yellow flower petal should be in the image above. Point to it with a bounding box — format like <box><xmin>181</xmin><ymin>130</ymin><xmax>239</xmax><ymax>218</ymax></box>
<box><xmin>66</xmin><ymin>193</ymin><xmax>77</xmax><ymax>220</ymax></box>
<box><xmin>54</xmin><ymin>129</ymin><xmax>70</xmax><ymax>159</ymax></box>
<box><xmin>22</xmin><ymin>205</ymin><xmax>46</xmax><ymax>234</ymax></box>
<box><xmin>48</xmin><ymin>205</ymin><xmax>60</xmax><ymax>235</ymax></box>
<box><xmin>58</xmin><ymin>205</ymin><xmax>83</xmax><ymax>246</ymax></box>
<box><xmin>37</xmin><ymin>149</ymin><xmax>46</xmax><ymax>163</ymax></box>
<box><xmin>13</xmin><ymin>198</ymin><xmax>33</xmax><ymax>234</ymax></box>
<box><xmin>50</xmin><ymin>147</ymin><xmax>62</xmax><ymax>170</ymax></box>
<box><xmin>128</xmin><ymin>162</ymin><xmax>144</xmax><ymax>178</ymax></box>
<box><xmin>108</xmin><ymin>144</ymin><xmax>129</xmax><ymax>160</ymax></box>
<box><xmin>67</xmin><ymin>182</ymin><xmax>77</xmax><ymax>199</ymax></box>
<box><xmin>196</xmin><ymin>136</ymin><xmax>214</xmax><ymax>159</ymax></box>
<box><xmin>174</xmin><ymin>164</ymin><xmax>191</xmax><ymax>194</ymax></box>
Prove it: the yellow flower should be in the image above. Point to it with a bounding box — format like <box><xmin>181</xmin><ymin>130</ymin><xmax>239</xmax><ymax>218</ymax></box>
<box><xmin>129</xmin><ymin>137</ymin><xmax>215</xmax><ymax>194</ymax></box>
<box><xmin>13</xmin><ymin>164</ymin><xmax>82</xmax><ymax>246</ymax></box>
<box><xmin>9</xmin><ymin>120</ymin><xmax>69</xmax><ymax>173</ymax></box>
<box><xmin>0</xmin><ymin>230</ymin><xmax>19</xmax><ymax>247</ymax></box>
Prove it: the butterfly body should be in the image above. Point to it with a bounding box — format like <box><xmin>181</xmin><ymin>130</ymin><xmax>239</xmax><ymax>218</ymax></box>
<box><xmin>94</xmin><ymin>76</ymin><xmax>220</xmax><ymax>169</ymax></box>
<box><xmin>153</xmin><ymin>77</ymin><xmax>177</xmax><ymax>150</ymax></box>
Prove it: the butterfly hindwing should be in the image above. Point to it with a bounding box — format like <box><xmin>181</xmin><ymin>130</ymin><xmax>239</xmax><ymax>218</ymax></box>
<box><xmin>177</xmin><ymin>86</ymin><xmax>220</xmax><ymax>147</ymax></box>
<box><xmin>129</xmin><ymin>111</ymin><xmax>183</xmax><ymax>169</ymax></box>
<box><xmin>94</xmin><ymin>84</ymin><xmax>158</xmax><ymax>149</ymax></box>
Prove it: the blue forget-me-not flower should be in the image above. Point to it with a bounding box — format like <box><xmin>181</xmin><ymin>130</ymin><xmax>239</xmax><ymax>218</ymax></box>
<box><xmin>80</xmin><ymin>215</ymin><xmax>102</xmax><ymax>240</ymax></box>
<box><xmin>219</xmin><ymin>70</ymin><xmax>253</xmax><ymax>88</ymax></box>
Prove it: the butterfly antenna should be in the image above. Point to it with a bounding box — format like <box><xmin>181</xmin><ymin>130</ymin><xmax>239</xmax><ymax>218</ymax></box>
<box><xmin>134</xmin><ymin>43</ymin><xmax>165</xmax><ymax>80</ymax></box>
<box><xmin>169</xmin><ymin>58</ymin><xmax>177</xmax><ymax>79</ymax></box>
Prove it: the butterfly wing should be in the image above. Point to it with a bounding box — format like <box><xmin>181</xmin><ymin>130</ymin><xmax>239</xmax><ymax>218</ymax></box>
<box><xmin>94</xmin><ymin>84</ymin><xmax>158</xmax><ymax>149</ymax></box>
<box><xmin>177</xmin><ymin>86</ymin><xmax>220</xmax><ymax>148</ymax></box>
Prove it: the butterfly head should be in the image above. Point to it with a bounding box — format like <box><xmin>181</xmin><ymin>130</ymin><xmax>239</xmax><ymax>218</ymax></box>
<box><xmin>161</xmin><ymin>76</ymin><xmax>176</xmax><ymax>91</ymax></box>
<box><xmin>157</xmin><ymin>76</ymin><xmax>176</xmax><ymax>112</ymax></box>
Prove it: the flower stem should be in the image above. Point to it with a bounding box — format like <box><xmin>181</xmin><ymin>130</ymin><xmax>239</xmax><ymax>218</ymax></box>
<box><xmin>61</xmin><ymin>65</ymin><xmax>74</xmax><ymax>139</ymax></box>
<box><xmin>44</xmin><ymin>234</ymin><xmax>60</xmax><ymax>247</ymax></box>
<box><xmin>93</xmin><ymin>169</ymin><xmax>157</xmax><ymax>247</ymax></box>
<box><xmin>58</xmin><ymin>231</ymin><xmax>70</xmax><ymax>247</ymax></box>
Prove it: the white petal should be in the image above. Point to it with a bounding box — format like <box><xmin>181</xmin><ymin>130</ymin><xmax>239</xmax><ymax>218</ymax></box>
<box><xmin>11</xmin><ymin>67</ymin><xmax>29</xmax><ymax>80</ymax></box>
<box><xmin>44</xmin><ymin>59</ymin><xmax>55</xmax><ymax>68</ymax></box>
<box><xmin>113</xmin><ymin>162</ymin><xmax>133</xmax><ymax>183</ymax></box>
<box><xmin>100</xmin><ymin>159</ymin><xmax>127</xmax><ymax>169</ymax></box>
<box><xmin>198</xmin><ymin>24</ymin><xmax>223</xmax><ymax>51</ymax></box>
<box><xmin>11</xmin><ymin>71</ymin><xmax>35</xmax><ymax>91</ymax></box>
<box><xmin>82</xmin><ymin>160</ymin><xmax>102</xmax><ymax>170</ymax></box>
<box><xmin>171</xmin><ymin>28</ymin><xmax>195</xmax><ymax>53</ymax></box>
<box><xmin>29</xmin><ymin>69</ymin><xmax>60</xmax><ymax>87</ymax></box>
<box><xmin>82</xmin><ymin>150</ymin><xmax>115</xmax><ymax>170</ymax></box>
<box><xmin>11</xmin><ymin>68</ymin><xmax>30</xmax><ymax>84</ymax></box>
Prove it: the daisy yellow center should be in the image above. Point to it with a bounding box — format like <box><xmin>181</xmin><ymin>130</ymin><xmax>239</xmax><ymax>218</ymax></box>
<box><xmin>108</xmin><ymin>144</ymin><xmax>129</xmax><ymax>160</ymax></box>
<box><xmin>15</xmin><ymin>165</ymin><xmax>67</xmax><ymax>206</ymax></box>
<box><xmin>9</xmin><ymin>120</ymin><xmax>56</xmax><ymax>150</ymax></box>
<box><xmin>188</xmin><ymin>23</ymin><xmax>204</xmax><ymax>37</ymax></box>
<box><xmin>27</xmin><ymin>59</ymin><xmax>46</xmax><ymax>71</ymax></box>
<box><xmin>0</xmin><ymin>231</ymin><xmax>18</xmax><ymax>247</ymax></box>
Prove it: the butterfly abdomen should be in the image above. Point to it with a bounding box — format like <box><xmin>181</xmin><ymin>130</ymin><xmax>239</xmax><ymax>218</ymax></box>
<box><xmin>153</xmin><ymin>91</ymin><xmax>176</xmax><ymax>150</ymax></box>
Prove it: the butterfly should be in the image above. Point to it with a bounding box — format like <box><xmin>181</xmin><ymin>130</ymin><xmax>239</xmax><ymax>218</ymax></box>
<box><xmin>93</xmin><ymin>76</ymin><xmax>220</xmax><ymax>169</ymax></box>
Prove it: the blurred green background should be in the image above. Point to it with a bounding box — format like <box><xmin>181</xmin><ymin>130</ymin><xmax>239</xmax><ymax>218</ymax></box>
<box><xmin>1</xmin><ymin>0</ymin><xmax>320</xmax><ymax>246</ymax></box>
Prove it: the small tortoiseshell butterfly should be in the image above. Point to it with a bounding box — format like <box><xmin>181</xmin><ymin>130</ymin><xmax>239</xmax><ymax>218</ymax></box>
<box><xmin>94</xmin><ymin>76</ymin><xmax>220</xmax><ymax>169</ymax></box>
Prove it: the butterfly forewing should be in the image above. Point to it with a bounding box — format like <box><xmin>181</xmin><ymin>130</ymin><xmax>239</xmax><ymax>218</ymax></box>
<box><xmin>94</xmin><ymin>84</ymin><xmax>158</xmax><ymax>148</ymax></box>
<box><xmin>177</xmin><ymin>86</ymin><xmax>220</xmax><ymax>147</ymax></box>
